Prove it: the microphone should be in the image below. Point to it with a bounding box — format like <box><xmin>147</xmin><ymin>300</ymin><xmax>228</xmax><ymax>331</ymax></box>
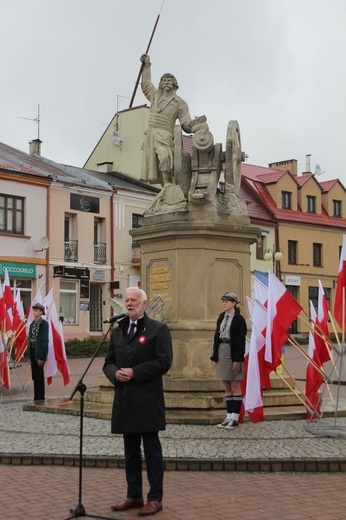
<box><xmin>103</xmin><ymin>311</ymin><xmax>129</xmax><ymax>324</ymax></box>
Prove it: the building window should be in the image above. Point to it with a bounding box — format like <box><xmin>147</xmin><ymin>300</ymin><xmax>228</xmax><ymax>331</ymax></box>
<box><xmin>306</xmin><ymin>195</ymin><xmax>316</xmax><ymax>213</ymax></box>
<box><xmin>8</xmin><ymin>279</ymin><xmax>32</xmax><ymax>314</ymax></box>
<box><xmin>288</xmin><ymin>240</ymin><xmax>297</xmax><ymax>264</ymax></box>
<box><xmin>313</xmin><ymin>243</ymin><xmax>322</xmax><ymax>267</ymax></box>
<box><xmin>309</xmin><ymin>286</ymin><xmax>331</xmax><ymax>314</ymax></box>
<box><xmin>333</xmin><ymin>200</ymin><xmax>342</xmax><ymax>217</ymax></box>
<box><xmin>282</xmin><ymin>191</ymin><xmax>292</xmax><ymax>210</ymax></box>
<box><xmin>308</xmin><ymin>286</ymin><xmax>318</xmax><ymax>312</ymax></box>
<box><xmin>60</xmin><ymin>281</ymin><xmax>77</xmax><ymax>324</ymax></box>
<box><xmin>132</xmin><ymin>213</ymin><xmax>143</xmax><ymax>229</ymax></box>
<box><xmin>256</xmin><ymin>236</ymin><xmax>264</xmax><ymax>259</ymax></box>
<box><xmin>94</xmin><ymin>218</ymin><xmax>106</xmax><ymax>264</ymax></box>
<box><xmin>131</xmin><ymin>213</ymin><xmax>143</xmax><ymax>264</ymax></box>
<box><xmin>0</xmin><ymin>194</ymin><xmax>24</xmax><ymax>234</ymax></box>
<box><xmin>64</xmin><ymin>213</ymin><xmax>78</xmax><ymax>261</ymax></box>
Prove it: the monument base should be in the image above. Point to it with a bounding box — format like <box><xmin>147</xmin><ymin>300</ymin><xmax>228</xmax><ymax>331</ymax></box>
<box><xmin>131</xmin><ymin>213</ymin><xmax>258</xmax><ymax>404</ymax></box>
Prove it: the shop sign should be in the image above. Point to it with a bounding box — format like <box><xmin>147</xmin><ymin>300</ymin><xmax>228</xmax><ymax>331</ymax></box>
<box><xmin>53</xmin><ymin>266</ymin><xmax>90</xmax><ymax>280</ymax></box>
<box><xmin>0</xmin><ymin>262</ymin><xmax>36</xmax><ymax>278</ymax></box>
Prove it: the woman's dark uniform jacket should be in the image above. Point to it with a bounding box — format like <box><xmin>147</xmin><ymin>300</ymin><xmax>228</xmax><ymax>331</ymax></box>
<box><xmin>210</xmin><ymin>311</ymin><xmax>247</xmax><ymax>363</ymax></box>
<box><xmin>103</xmin><ymin>313</ymin><xmax>173</xmax><ymax>434</ymax></box>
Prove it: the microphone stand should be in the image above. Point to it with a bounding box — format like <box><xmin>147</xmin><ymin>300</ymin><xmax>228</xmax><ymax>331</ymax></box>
<box><xmin>65</xmin><ymin>323</ymin><xmax>120</xmax><ymax>520</ymax></box>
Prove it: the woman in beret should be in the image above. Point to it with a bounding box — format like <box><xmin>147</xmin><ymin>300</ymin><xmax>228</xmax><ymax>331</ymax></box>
<box><xmin>210</xmin><ymin>292</ymin><xmax>247</xmax><ymax>429</ymax></box>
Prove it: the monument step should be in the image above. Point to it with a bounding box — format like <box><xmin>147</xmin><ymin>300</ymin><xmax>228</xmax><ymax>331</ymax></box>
<box><xmin>163</xmin><ymin>389</ymin><xmax>302</xmax><ymax>409</ymax></box>
<box><xmin>22</xmin><ymin>398</ymin><xmax>346</xmax><ymax>423</ymax></box>
<box><xmin>74</xmin><ymin>385</ymin><xmax>303</xmax><ymax>409</ymax></box>
<box><xmin>97</xmin><ymin>374</ymin><xmax>296</xmax><ymax>392</ymax></box>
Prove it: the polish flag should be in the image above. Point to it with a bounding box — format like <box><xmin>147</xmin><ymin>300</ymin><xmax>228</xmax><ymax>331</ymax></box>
<box><xmin>243</xmin><ymin>299</ymin><xmax>267</xmax><ymax>422</ymax></box>
<box><xmin>26</xmin><ymin>287</ymin><xmax>45</xmax><ymax>328</ymax></box>
<box><xmin>265</xmin><ymin>271</ymin><xmax>303</xmax><ymax>372</ymax></box>
<box><xmin>305</xmin><ymin>302</ymin><xmax>322</xmax><ymax>419</ymax></box>
<box><xmin>0</xmin><ymin>335</ymin><xmax>10</xmax><ymax>390</ymax></box>
<box><xmin>254</xmin><ymin>276</ymin><xmax>268</xmax><ymax>307</ymax></box>
<box><xmin>43</xmin><ymin>290</ymin><xmax>70</xmax><ymax>386</ymax></box>
<box><xmin>42</xmin><ymin>290</ymin><xmax>58</xmax><ymax>384</ymax></box>
<box><xmin>3</xmin><ymin>270</ymin><xmax>15</xmax><ymax>310</ymax></box>
<box><xmin>0</xmin><ymin>281</ymin><xmax>12</xmax><ymax>332</ymax></box>
<box><xmin>315</xmin><ymin>280</ymin><xmax>332</xmax><ymax>365</ymax></box>
<box><xmin>12</xmin><ymin>291</ymin><xmax>28</xmax><ymax>363</ymax></box>
<box><xmin>334</xmin><ymin>234</ymin><xmax>346</xmax><ymax>331</ymax></box>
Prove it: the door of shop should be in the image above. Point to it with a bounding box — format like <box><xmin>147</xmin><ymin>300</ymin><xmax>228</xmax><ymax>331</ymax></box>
<box><xmin>89</xmin><ymin>283</ymin><xmax>102</xmax><ymax>332</ymax></box>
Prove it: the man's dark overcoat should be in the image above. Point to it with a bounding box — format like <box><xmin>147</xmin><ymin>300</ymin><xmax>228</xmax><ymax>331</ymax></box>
<box><xmin>103</xmin><ymin>313</ymin><xmax>172</xmax><ymax>434</ymax></box>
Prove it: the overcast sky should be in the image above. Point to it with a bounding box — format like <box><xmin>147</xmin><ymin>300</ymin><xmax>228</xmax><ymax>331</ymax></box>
<box><xmin>1</xmin><ymin>0</ymin><xmax>346</xmax><ymax>184</ymax></box>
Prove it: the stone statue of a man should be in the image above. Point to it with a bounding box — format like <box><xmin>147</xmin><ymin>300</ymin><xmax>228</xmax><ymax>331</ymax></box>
<box><xmin>140</xmin><ymin>54</ymin><xmax>205</xmax><ymax>187</ymax></box>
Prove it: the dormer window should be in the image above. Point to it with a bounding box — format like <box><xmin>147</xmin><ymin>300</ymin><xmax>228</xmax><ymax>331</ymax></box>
<box><xmin>333</xmin><ymin>200</ymin><xmax>342</xmax><ymax>217</ymax></box>
<box><xmin>307</xmin><ymin>195</ymin><xmax>316</xmax><ymax>213</ymax></box>
<box><xmin>282</xmin><ymin>191</ymin><xmax>292</xmax><ymax>210</ymax></box>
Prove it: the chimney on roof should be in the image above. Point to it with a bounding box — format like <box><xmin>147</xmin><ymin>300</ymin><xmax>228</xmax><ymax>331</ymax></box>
<box><xmin>303</xmin><ymin>154</ymin><xmax>311</xmax><ymax>174</ymax></box>
<box><xmin>29</xmin><ymin>138</ymin><xmax>42</xmax><ymax>156</ymax></box>
<box><xmin>268</xmin><ymin>159</ymin><xmax>297</xmax><ymax>176</ymax></box>
<box><xmin>97</xmin><ymin>161</ymin><xmax>114</xmax><ymax>173</ymax></box>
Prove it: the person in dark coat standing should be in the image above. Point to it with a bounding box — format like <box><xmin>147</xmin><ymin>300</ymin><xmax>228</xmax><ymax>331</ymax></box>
<box><xmin>103</xmin><ymin>287</ymin><xmax>173</xmax><ymax>517</ymax></box>
<box><xmin>28</xmin><ymin>303</ymin><xmax>49</xmax><ymax>401</ymax></box>
<box><xmin>210</xmin><ymin>292</ymin><xmax>247</xmax><ymax>430</ymax></box>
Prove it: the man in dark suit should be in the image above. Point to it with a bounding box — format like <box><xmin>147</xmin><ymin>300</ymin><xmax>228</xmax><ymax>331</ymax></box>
<box><xmin>103</xmin><ymin>287</ymin><xmax>172</xmax><ymax>517</ymax></box>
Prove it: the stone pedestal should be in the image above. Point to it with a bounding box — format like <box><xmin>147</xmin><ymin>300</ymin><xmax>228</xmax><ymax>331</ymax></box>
<box><xmin>131</xmin><ymin>215</ymin><xmax>259</xmax><ymax>385</ymax></box>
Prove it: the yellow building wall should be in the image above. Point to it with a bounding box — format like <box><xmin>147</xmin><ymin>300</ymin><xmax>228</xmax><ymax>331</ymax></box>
<box><xmin>84</xmin><ymin>106</ymin><xmax>150</xmax><ymax>179</ymax></box>
<box><xmin>266</xmin><ymin>173</ymin><xmax>298</xmax><ymax>210</ymax></box>
<box><xmin>298</xmin><ymin>177</ymin><xmax>322</xmax><ymax>214</ymax></box>
<box><xmin>278</xmin><ymin>222</ymin><xmax>342</xmax><ymax>333</ymax></box>
<box><xmin>322</xmin><ymin>183</ymin><xmax>346</xmax><ymax>218</ymax></box>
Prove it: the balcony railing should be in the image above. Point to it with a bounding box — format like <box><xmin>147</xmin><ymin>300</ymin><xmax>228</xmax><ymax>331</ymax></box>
<box><xmin>132</xmin><ymin>242</ymin><xmax>141</xmax><ymax>265</ymax></box>
<box><xmin>64</xmin><ymin>240</ymin><xmax>78</xmax><ymax>262</ymax></box>
<box><xmin>94</xmin><ymin>242</ymin><xmax>107</xmax><ymax>264</ymax></box>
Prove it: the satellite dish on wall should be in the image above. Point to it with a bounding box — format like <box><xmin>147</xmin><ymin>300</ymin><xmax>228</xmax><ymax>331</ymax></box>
<box><xmin>37</xmin><ymin>236</ymin><xmax>50</xmax><ymax>251</ymax></box>
<box><xmin>39</xmin><ymin>236</ymin><xmax>50</xmax><ymax>249</ymax></box>
<box><xmin>314</xmin><ymin>164</ymin><xmax>323</xmax><ymax>176</ymax></box>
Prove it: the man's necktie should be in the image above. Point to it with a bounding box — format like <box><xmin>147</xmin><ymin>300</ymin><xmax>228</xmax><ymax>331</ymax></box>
<box><xmin>128</xmin><ymin>322</ymin><xmax>136</xmax><ymax>340</ymax></box>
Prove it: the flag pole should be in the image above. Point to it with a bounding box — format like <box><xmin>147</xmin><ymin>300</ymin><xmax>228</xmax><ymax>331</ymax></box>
<box><xmin>298</xmin><ymin>312</ymin><xmax>336</xmax><ymax>369</ymax></box>
<box><xmin>287</xmin><ymin>336</ymin><xmax>331</xmax><ymax>383</ymax></box>
<box><xmin>276</xmin><ymin>364</ymin><xmax>320</xmax><ymax>418</ymax></box>
<box><xmin>300</xmin><ymin>309</ymin><xmax>334</xmax><ymax>349</ymax></box>
<box><xmin>128</xmin><ymin>0</ymin><xmax>165</xmax><ymax>108</ymax></box>
<box><xmin>342</xmin><ymin>286</ymin><xmax>345</xmax><ymax>344</ymax></box>
<box><xmin>328</xmin><ymin>310</ymin><xmax>342</xmax><ymax>360</ymax></box>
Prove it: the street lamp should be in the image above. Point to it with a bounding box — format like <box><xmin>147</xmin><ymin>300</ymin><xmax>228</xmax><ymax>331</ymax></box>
<box><xmin>263</xmin><ymin>245</ymin><xmax>283</xmax><ymax>275</ymax></box>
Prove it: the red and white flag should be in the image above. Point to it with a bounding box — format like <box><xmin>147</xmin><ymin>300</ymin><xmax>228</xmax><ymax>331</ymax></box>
<box><xmin>254</xmin><ymin>276</ymin><xmax>268</xmax><ymax>307</ymax></box>
<box><xmin>26</xmin><ymin>286</ymin><xmax>44</xmax><ymax>328</ymax></box>
<box><xmin>243</xmin><ymin>299</ymin><xmax>267</xmax><ymax>422</ymax></box>
<box><xmin>334</xmin><ymin>234</ymin><xmax>346</xmax><ymax>331</ymax></box>
<box><xmin>315</xmin><ymin>280</ymin><xmax>332</xmax><ymax>366</ymax></box>
<box><xmin>43</xmin><ymin>289</ymin><xmax>70</xmax><ymax>386</ymax></box>
<box><xmin>43</xmin><ymin>290</ymin><xmax>58</xmax><ymax>384</ymax></box>
<box><xmin>12</xmin><ymin>291</ymin><xmax>28</xmax><ymax>363</ymax></box>
<box><xmin>3</xmin><ymin>270</ymin><xmax>15</xmax><ymax>311</ymax></box>
<box><xmin>0</xmin><ymin>334</ymin><xmax>10</xmax><ymax>390</ymax></box>
<box><xmin>265</xmin><ymin>271</ymin><xmax>303</xmax><ymax>372</ymax></box>
<box><xmin>305</xmin><ymin>302</ymin><xmax>322</xmax><ymax>419</ymax></box>
<box><xmin>0</xmin><ymin>280</ymin><xmax>12</xmax><ymax>332</ymax></box>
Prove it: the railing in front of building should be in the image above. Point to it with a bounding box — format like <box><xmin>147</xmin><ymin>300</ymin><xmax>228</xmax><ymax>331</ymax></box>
<box><xmin>64</xmin><ymin>240</ymin><xmax>78</xmax><ymax>262</ymax></box>
<box><xmin>94</xmin><ymin>242</ymin><xmax>107</xmax><ymax>264</ymax></box>
<box><xmin>132</xmin><ymin>242</ymin><xmax>141</xmax><ymax>265</ymax></box>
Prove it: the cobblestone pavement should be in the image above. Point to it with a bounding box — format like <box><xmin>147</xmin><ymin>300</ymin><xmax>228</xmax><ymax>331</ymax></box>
<box><xmin>1</xmin><ymin>351</ymin><xmax>346</xmax><ymax>519</ymax></box>
<box><xmin>1</xmin><ymin>401</ymin><xmax>346</xmax><ymax>463</ymax></box>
